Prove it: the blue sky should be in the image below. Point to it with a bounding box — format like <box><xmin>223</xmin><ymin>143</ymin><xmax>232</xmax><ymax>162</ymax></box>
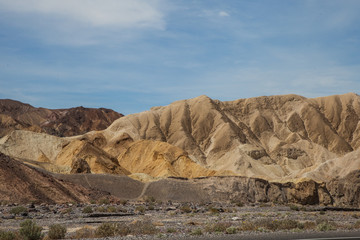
<box><xmin>0</xmin><ymin>0</ymin><xmax>359</xmax><ymax>114</ymax></box>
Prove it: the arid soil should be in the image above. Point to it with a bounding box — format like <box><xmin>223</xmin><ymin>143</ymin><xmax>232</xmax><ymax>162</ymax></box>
<box><xmin>2</xmin><ymin>201</ymin><xmax>360</xmax><ymax>239</ymax></box>
<box><xmin>0</xmin><ymin>153</ymin><xmax>114</xmax><ymax>204</ymax></box>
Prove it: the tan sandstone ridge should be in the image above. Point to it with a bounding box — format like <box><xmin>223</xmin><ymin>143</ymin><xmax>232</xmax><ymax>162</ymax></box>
<box><xmin>1</xmin><ymin>93</ymin><xmax>360</xmax><ymax>182</ymax></box>
<box><xmin>91</xmin><ymin>92</ymin><xmax>360</xmax><ymax>181</ymax></box>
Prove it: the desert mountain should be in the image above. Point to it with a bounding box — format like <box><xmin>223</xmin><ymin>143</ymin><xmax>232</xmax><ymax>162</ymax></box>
<box><xmin>0</xmin><ymin>153</ymin><xmax>109</xmax><ymax>204</ymax></box>
<box><xmin>0</xmin><ymin>99</ymin><xmax>123</xmax><ymax>137</ymax></box>
<box><xmin>91</xmin><ymin>92</ymin><xmax>360</xmax><ymax>181</ymax></box>
<box><xmin>1</xmin><ymin>93</ymin><xmax>360</xmax><ymax>183</ymax></box>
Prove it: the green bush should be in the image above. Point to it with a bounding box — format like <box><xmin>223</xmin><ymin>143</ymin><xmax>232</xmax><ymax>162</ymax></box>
<box><xmin>317</xmin><ymin>222</ymin><xmax>335</xmax><ymax>231</ymax></box>
<box><xmin>190</xmin><ymin>228</ymin><xmax>202</xmax><ymax>236</ymax></box>
<box><xmin>10</xmin><ymin>206</ymin><xmax>28</xmax><ymax>215</ymax></box>
<box><xmin>0</xmin><ymin>230</ymin><xmax>17</xmax><ymax>240</ymax></box>
<box><xmin>166</xmin><ymin>228</ymin><xmax>176</xmax><ymax>233</ymax></box>
<box><xmin>107</xmin><ymin>206</ymin><xmax>117</xmax><ymax>213</ymax></box>
<box><xmin>98</xmin><ymin>198</ymin><xmax>110</xmax><ymax>205</ymax></box>
<box><xmin>225</xmin><ymin>227</ymin><xmax>237</xmax><ymax>234</ymax></box>
<box><xmin>82</xmin><ymin>206</ymin><xmax>93</xmax><ymax>214</ymax></box>
<box><xmin>48</xmin><ymin>224</ymin><xmax>66</xmax><ymax>239</ymax></box>
<box><xmin>95</xmin><ymin>223</ymin><xmax>117</xmax><ymax>238</ymax></box>
<box><xmin>135</xmin><ymin>205</ymin><xmax>145</xmax><ymax>213</ymax></box>
<box><xmin>19</xmin><ymin>220</ymin><xmax>43</xmax><ymax>240</ymax></box>
<box><xmin>205</xmin><ymin>222</ymin><xmax>231</xmax><ymax>233</ymax></box>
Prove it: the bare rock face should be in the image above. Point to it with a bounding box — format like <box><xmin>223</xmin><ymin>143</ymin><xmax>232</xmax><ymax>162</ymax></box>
<box><xmin>70</xmin><ymin>158</ymin><xmax>91</xmax><ymax>174</ymax></box>
<box><xmin>0</xmin><ymin>153</ymin><xmax>109</xmax><ymax>204</ymax></box>
<box><xmin>326</xmin><ymin>170</ymin><xmax>360</xmax><ymax>207</ymax></box>
<box><xmin>100</xmin><ymin>93</ymin><xmax>360</xmax><ymax>181</ymax></box>
<box><xmin>0</xmin><ymin>99</ymin><xmax>123</xmax><ymax>137</ymax></box>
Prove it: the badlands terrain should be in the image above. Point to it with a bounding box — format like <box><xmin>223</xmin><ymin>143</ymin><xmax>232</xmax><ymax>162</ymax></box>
<box><xmin>2</xmin><ymin>93</ymin><xmax>360</xmax><ymax>238</ymax></box>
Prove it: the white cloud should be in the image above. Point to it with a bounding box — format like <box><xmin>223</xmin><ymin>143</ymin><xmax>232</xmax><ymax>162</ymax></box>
<box><xmin>0</xmin><ymin>0</ymin><xmax>166</xmax><ymax>45</ymax></box>
<box><xmin>0</xmin><ymin>0</ymin><xmax>165</xmax><ymax>29</ymax></box>
<box><xmin>218</xmin><ymin>11</ymin><xmax>229</xmax><ymax>17</ymax></box>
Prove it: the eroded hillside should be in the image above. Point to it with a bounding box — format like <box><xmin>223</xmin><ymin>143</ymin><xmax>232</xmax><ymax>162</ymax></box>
<box><xmin>1</xmin><ymin>93</ymin><xmax>360</xmax><ymax>183</ymax></box>
<box><xmin>0</xmin><ymin>99</ymin><xmax>123</xmax><ymax>137</ymax></box>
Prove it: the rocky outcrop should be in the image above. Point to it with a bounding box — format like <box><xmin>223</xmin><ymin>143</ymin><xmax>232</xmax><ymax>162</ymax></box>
<box><xmin>0</xmin><ymin>99</ymin><xmax>123</xmax><ymax>137</ymax></box>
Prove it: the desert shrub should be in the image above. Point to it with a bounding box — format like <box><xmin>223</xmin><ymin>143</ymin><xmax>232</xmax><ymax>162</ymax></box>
<box><xmin>289</xmin><ymin>205</ymin><xmax>299</xmax><ymax>211</ymax></box>
<box><xmin>95</xmin><ymin>206</ymin><xmax>106</xmax><ymax>212</ymax></box>
<box><xmin>240</xmin><ymin>221</ymin><xmax>257</xmax><ymax>231</ymax></box>
<box><xmin>317</xmin><ymin>221</ymin><xmax>335</xmax><ymax>231</ymax></box>
<box><xmin>145</xmin><ymin>196</ymin><xmax>156</xmax><ymax>203</ymax></box>
<box><xmin>82</xmin><ymin>206</ymin><xmax>93</xmax><ymax>214</ymax></box>
<box><xmin>319</xmin><ymin>210</ymin><xmax>326</xmax><ymax>215</ymax></box>
<box><xmin>19</xmin><ymin>220</ymin><xmax>43</xmax><ymax>240</ymax></box>
<box><xmin>95</xmin><ymin>223</ymin><xmax>117</xmax><ymax>238</ymax></box>
<box><xmin>166</xmin><ymin>228</ymin><xmax>176</xmax><ymax>233</ymax></box>
<box><xmin>73</xmin><ymin>227</ymin><xmax>95</xmax><ymax>239</ymax></box>
<box><xmin>114</xmin><ymin>223</ymin><xmax>130</xmax><ymax>236</ymax></box>
<box><xmin>60</xmin><ymin>208</ymin><xmax>72</xmax><ymax>214</ymax></box>
<box><xmin>303</xmin><ymin>221</ymin><xmax>316</xmax><ymax>230</ymax></box>
<box><xmin>119</xmin><ymin>199</ymin><xmax>128</xmax><ymax>205</ymax></box>
<box><xmin>117</xmin><ymin>207</ymin><xmax>127</xmax><ymax>213</ymax></box>
<box><xmin>129</xmin><ymin>221</ymin><xmax>158</xmax><ymax>235</ymax></box>
<box><xmin>190</xmin><ymin>228</ymin><xmax>202</xmax><ymax>236</ymax></box>
<box><xmin>107</xmin><ymin>206</ymin><xmax>117</xmax><ymax>213</ymax></box>
<box><xmin>225</xmin><ymin>227</ymin><xmax>237</xmax><ymax>234</ymax></box>
<box><xmin>147</xmin><ymin>204</ymin><xmax>155</xmax><ymax>211</ymax></box>
<box><xmin>205</xmin><ymin>222</ymin><xmax>232</xmax><ymax>233</ymax></box>
<box><xmin>98</xmin><ymin>198</ymin><xmax>110</xmax><ymax>205</ymax></box>
<box><xmin>10</xmin><ymin>206</ymin><xmax>28</xmax><ymax>215</ymax></box>
<box><xmin>354</xmin><ymin>220</ymin><xmax>360</xmax><ymax>229</ymax></box>
<box><xmin>135</xmin><ymin>205</ymin><xmax>145</xmax><ymax>213</ymax></box>
<box><xmin>180</xmin><ymin>204</ymin><xmax>192</xmax><ymax>213</ymax></box>
<box><xmin>48</xmin><ymin>224</ymin><xmax>66</xmax><ymax>239</ymax></box>
<box><xmin>0</xmin><ymin>230</ymin><xmax>17</xmax><ymax>240</ymax></box>
<box><xmin>208</xmin><ymin>207</ymin><xmax>220</xmax><ymax>214</ymax></box>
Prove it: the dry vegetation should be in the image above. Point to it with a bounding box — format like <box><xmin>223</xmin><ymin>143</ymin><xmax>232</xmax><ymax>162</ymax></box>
<box><xmin>2</xmin><ymin>200</ymin><xmax>360</xmax><ymax>240</ymax></box>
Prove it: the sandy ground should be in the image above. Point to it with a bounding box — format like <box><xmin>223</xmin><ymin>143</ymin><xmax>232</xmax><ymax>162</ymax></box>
<box><xmin>2</xmin><ymin>201</ymin><xmax>360</xmax><ymax>239</ymax></box>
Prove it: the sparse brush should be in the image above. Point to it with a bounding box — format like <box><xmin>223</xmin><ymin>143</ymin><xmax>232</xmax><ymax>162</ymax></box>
<box><xmin>48</xmin><ymin>224</ymin><xmax>66</xmax><ymax>239</ymax></box>
<box><xmin>135</xmin><ymin>205</ymin><xmax>145</xmax><ymax>213</ymax></box>
<box><xmin>166</xmin><ymin>228</ymin><xmax>176</xmax><ymax>233</ymax></box>
<box><xmin>180</xmin><ymin>204</ymin><xmax>192</xmax><ymax>213</ymax></box>
<box><xmin>190</xmin><ymin>228</ymin><xmax>202</xmax><ymax>236</ymax></box>
<box><xmin>0</xmin><ymin>230</ymin><xmax>17</xmax><ymax>240</ymax></box>
<box><xmin>95</xmin><ymin>223</ymin><xmax>117</xmax><ymax>238</ymax></box>
<box><xmin>73</xmin><ymin>227</ymin><xmax>95</xmax><ymax>239</ymax></box>
<box><xmin>205</xmin><ymin>222</ymin><xmax>232</xmax><ymax>233</ymax></box>
<box><xmin>19</xmin><ymin>220</ymin><xmax>43</xmax><ymax>240</ymax></box>
<box><xmin>10</xmin><ymin>206</ymin><xmax>28</xmax><ymax>215</ymax></box>
<box><xmin>98</xmin><ymin>198</ymin><xmax>110</xmax><ymax>205</ymax></box>
<box><xmin>107</xmin><ymin>206</ymin><xmax>116</xmax><ymax>213</ymax></box>
<box><xmin>225</xmin><ymin>227</ymin><xmax>237</xmax><ymax>234</ymax></box>
<box><xmin>129</xmin><ymin>220</ymin><xmax>158</xmax><ymax>235</ymax></box>
<box><xmin>289</xmin><ymin>205</ymin><xmax>300</xmax><ymax>211</ymax></box>
<box><xmin>82</xmin><ymin>206</ymin><xmax>93</xmax><ymax>214</ymax></box>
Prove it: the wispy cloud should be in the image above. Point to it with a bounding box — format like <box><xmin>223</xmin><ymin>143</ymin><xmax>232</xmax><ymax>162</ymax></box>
<box><xmin>0</xmin><ymin>0</ymin><xmax>166</xmax><ymax>45</ymax></box>
<box><xmin>218</xmin><ymin>11</ymin><xmax>229</xmax><ymax>17</ymax></box>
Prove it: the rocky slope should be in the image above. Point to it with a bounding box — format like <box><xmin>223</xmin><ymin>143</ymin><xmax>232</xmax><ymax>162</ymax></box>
<box><xmin>0</xmin><ymin>99</ymin><xmax>123</xmax><ymax>137</ymax></box>
<box><xmin>1</xmin><ymin>93</ymin><xmax>360</xmax><ymax>183</ymax></box>
<box><xmin>91</xmin><ymin>93</ymin><xmax>360</xmax><ymax>181</ymax></box>
<box><xmin>0</xmin><ymin>153</ymin><xmax>111</xmax><ymax>204</ymax></box>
